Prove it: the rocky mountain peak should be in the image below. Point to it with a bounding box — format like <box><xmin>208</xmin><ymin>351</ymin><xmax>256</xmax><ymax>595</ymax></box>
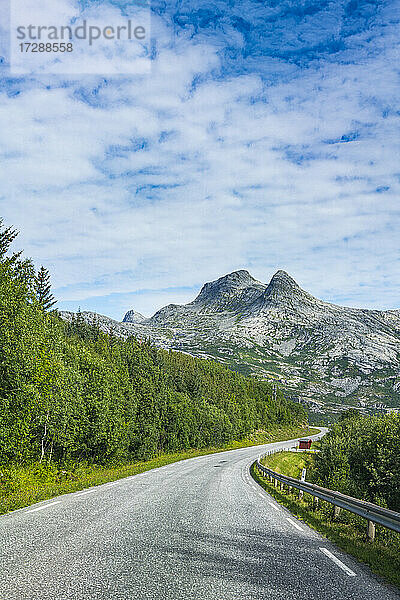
<box><xmin>260</xmin><ymin>270</ymin><xmax>313</xmax><ymax>308</ymax></box>
<box><xmin>190</xmin><ymin>270</ymin><xmax>266</xmax><ymax>312</ymax></box>
<box><xmin>122</xmin><ymin>309</ymin><xmax>146</xmax><ymax>324</ymax></box>
<box><xmin>269</xmin><ymin>270</ymin><xmax>300</xmax><ymax>290</ymax></box>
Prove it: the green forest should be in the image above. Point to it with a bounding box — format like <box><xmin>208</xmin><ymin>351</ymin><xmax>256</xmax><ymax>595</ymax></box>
<box><xmin>0</xmin><ymin>218</ymin><xmax>306</xmax><ymax>470</ymax></box>
<box><xmin>314</xmin><ymin>409</ymin><xmax>400</xmax><ymax>511</ymax></box>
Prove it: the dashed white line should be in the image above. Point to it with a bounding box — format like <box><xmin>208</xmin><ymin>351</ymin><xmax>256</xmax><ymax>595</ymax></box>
<box><xmin>320</xmin><ymin>547</ymin><xmax>356</xmax><ymax>577</ymax></box>
<box><xmin>268</xmin><ymin>502</ymin><xmax>279</xmax><ymax>511</ymax></box>
<box><xmin>25</xmin><ymin>501</ymin><xmax>62</xmax><ymax>514</ymax></box>
<box><xmin>76</xmin><ymin>489</ymin><xmax>97</xmax><ymax>496</ymax></box>
<box><xmin>287</xmin><ymin>517</ymin><xmax>303</xmax><ymax>531</ymax></box>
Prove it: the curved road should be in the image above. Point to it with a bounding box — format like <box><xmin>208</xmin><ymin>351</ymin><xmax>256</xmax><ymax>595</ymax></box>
<box><xmin>1</xmin><ymin>430</ymin><xmax>398</xmax><ymax>600</ymax></box>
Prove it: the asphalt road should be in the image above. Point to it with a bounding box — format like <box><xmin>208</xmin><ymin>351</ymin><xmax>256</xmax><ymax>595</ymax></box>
<box><xmin>1</xmin><ymin>430</ymin><xmax>398</xmax><ymax>600</ymax></box>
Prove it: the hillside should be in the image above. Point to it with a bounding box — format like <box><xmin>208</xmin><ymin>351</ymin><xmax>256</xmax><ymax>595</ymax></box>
<box><xmin>0</xmin><ymin>220</ymin><xmax>305</xmax><ymax>465</ymax></box>
<box><xmin>61</xmin><ymin>270</ymin><xmax>400</xmax><ymax>418</ymax></box>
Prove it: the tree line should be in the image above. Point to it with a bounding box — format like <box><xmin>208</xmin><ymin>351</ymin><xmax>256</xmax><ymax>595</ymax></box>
<box><xmin>0</xmin><ymin>219</ymin><xmax>306</xmax><ymax>466</ymax></box>
<box><xmin>314</xmin><ymin>409</ymin><xmax>400</xmax><ymax>511</ymax></box>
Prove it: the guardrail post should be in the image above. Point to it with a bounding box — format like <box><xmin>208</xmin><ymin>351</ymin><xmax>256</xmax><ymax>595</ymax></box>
<box><xmin>299</xmin><ymin>467</ymin><xmax>306</xmax><ymax>499</ymax></box>
<box><xmin>253</xmin><ymin>460</ymin><xmax>400</xmax><ymax>536</ymax></box>
<box><xmin>367</xmin><ymin>520</ymin><xmax>376</xmax><ymax>542</ymax></box>
<box><xmin>333</xmin><ymin>506</ymin><xmax>341</xmax><ymax>519</ymax></box>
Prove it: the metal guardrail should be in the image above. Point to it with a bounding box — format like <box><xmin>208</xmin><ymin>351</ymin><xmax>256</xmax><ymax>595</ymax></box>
<box><xmin>255</xmin><ymin>457</ymin><xmax>400</xmax><ymax>539</ymax></box>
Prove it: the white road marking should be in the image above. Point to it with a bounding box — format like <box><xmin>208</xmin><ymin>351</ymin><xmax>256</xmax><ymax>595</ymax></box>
<box><xmin>320</xmin><ymin>547</ymin><xmax>356</xmax><ymax>577</ymax></box>
<box><xmin>26</xmin><ymin>501</ymin><xmax>61</xmax><ymax>514</ymax></box>
<box><xmin>268</xmin><ymin>502</ymin><xmax>279</xmax><ymax>511</ymax></box>
<box><xmin>287</xmin><ymin>517</ymin><xmax>303</xmax><ymax>531</ymax></box>
<box><xmin>76</xmin><ymin>489</ymin><xmax>97</xmax><ymax>496</ymax></box>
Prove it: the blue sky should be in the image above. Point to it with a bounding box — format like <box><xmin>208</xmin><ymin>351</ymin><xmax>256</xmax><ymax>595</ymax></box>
<box><xmin>1</xmin><ymin>0</ymin><xmax>400</xmax><ymax>319</ymax></box>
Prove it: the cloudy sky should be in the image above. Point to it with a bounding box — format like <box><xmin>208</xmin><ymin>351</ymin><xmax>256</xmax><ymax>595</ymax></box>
<box><xmin>1</xmin><ymin>0</ymin><xmax>399</xmax><ymax>319</ymax></box>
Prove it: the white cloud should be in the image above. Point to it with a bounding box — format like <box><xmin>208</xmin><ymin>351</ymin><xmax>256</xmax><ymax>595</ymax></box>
<box><xmin>1</xmin><ymin>0</ymin><xmax>400</xmax><ymax>318</ymax></box>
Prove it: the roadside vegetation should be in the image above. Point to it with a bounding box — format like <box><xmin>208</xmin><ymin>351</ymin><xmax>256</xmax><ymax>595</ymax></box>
<box><xmin>0</xmin><ymin>218</ymin><xmax>307</xmax><ymax>513</ymax></box>
<box><xmin>0</xmin><ymin>424</ymin><xmax>316</xmax><ymax>515</ymax></box>
<box><xmin>251</xmin><ymin>410</ymin><xmax>400</xmax><ymax>588</ymax></box>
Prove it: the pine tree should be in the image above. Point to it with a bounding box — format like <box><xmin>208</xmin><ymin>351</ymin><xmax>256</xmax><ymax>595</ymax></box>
<box><xmin>36</xmin><ymin>266</ymin><xmax>56</xmax><ymax>311</ymax></box>
<box><xmin>0</xmin><ymin>218</ymin><xmax>22</xmax><ymax>265</ymax></box>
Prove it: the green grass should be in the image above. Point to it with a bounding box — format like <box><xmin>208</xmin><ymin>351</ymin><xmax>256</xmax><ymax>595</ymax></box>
<box><xmin>0</xmin><ymin>425</ymin><xmax>317</xmax><ymax>516</ymax></box>
<box><xmin>261</xmin><ymin>450</ymin><xmax>312</xmax><ymax>478</ymax></box>
<box><xmin>251</xmin><ymin>452</ymin><xmax>400</xmax><ymax>590</ymax></box>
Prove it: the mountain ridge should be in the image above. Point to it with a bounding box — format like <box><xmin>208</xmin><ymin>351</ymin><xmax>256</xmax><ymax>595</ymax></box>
<box><xmin>60</xmin><ymin>270</ymin><xmax>400</xmax><ymax>418</ymax></box>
